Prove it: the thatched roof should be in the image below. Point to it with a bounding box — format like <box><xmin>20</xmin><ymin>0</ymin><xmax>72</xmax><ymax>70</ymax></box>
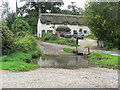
<box><xmin>40</xmin><ymin>13</ymin><xmax>84</xmax><ymax>25</ymax></box>
<box><xmin>56</xmin><ymin>26</ymin><xmax>71</xmax><ymax>31</ymax></box>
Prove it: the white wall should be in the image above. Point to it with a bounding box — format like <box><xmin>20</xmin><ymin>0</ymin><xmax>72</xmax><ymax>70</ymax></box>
<box><xmin>37</xmin><ymin>19</ymin><xmax>91</xmax><ymax>37</ymax></box>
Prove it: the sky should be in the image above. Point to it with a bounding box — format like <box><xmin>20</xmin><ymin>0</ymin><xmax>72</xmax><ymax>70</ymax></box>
<box><xmin>0</xmin><ymin>0</ymin><xmax>87</xmax><ymax>12</ymax></box>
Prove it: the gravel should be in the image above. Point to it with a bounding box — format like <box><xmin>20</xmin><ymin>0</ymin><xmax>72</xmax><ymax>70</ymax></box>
<box><xmin>2</xmin><ymin>67</ymin><xmax>118</xmax><ymax>88</ymax></box>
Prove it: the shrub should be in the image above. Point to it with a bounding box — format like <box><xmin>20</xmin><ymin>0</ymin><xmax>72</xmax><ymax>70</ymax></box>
<box><xmin>1</xmin><ymin>23</ymin><xmax>15</xmax><ymax>55</ymax></box>
<box><xmin>14</xmin><ymin>34</ymin><xmax>38</xmax><ymax>53</ymax></box>
<box><xmin>43</xmin><ymin>33</ymin><xmax>53</xmax><ymax>41</ymax></box>
<box><xmin>49</xmin><ymin>35</ymin><xmax>58</xmax><ymax>40</ymax></box>
<box><xmin>12</xmin><ymin>18</ymin><xmax>32</xmax><ymax>34</ymax></box>
<box><xmin>43</xmin><ymin>33</ymin><xmax>58</xmax><ymax>41</ymax></box>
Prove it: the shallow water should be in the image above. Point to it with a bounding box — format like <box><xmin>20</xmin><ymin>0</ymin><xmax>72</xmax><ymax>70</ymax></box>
<box><xmin>31</xmin><ymin>55</ymin><xmax>96</xmax><ymax>69</ymax></box>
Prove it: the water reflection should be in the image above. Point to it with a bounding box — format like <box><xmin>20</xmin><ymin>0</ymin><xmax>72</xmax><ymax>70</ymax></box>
<box><xmin>31</xmin><ymin>55</ymin><xmax>95</xmax><ymax>69</ymax></box>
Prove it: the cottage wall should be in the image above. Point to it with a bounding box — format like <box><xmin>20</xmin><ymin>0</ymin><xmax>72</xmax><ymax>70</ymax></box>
<box><xmin>37</xmin><ymin>18</ymin><xmax>91</xmax><ymax>37</ymax></box>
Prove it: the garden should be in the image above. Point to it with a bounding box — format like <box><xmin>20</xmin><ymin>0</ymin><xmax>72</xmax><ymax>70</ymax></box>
<box><xmin>37</xmin><ymin>33</ymin><xmax>79</xmax><ymax>47</ymax></box>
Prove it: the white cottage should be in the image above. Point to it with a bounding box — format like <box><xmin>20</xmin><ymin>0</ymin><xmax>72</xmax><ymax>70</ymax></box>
<box><xmin>37</xmin><ymin>13</ymin><xmax>91</xmax><ymax>37</ymax></box>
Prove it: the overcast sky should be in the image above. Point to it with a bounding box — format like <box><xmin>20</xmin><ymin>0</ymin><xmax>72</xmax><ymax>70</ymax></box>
<box><xmin>0</xmin><ymin>0</ymin><xmax>87</xmax><ymax>12</ymax></box>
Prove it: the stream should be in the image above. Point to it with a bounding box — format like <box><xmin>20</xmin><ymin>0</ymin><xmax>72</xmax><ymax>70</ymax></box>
<box><xmin>31</xmin><ymin>55</ymin><xmax>96</xmax><ymax>69</ymax></box>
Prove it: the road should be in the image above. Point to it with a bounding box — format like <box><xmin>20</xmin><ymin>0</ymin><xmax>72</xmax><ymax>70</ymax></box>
<box><xmin>1</xmin><ymin>40</ymin><xmax>119</xmax><ymax>88</ymax></box>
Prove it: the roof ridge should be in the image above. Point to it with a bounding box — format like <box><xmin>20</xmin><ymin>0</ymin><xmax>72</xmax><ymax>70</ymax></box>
<box><xmin>40</xmin><ymin>13</ymin><xmax>83</xmax><ymax>17</ymax></box>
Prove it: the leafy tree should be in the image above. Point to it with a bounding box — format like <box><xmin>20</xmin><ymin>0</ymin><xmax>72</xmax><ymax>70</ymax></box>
<box><xmin>1</xmin><ymin>22</ymin><xmax>15</xmax><ymax>55</ymax></box>
<box><xmin>85</xmin><ymin>2</ymin><xmax>120</xmax><ymax>49</ymax></box>
<box><xmin>12</xmin><ymin>18</ymin><xmax>32</xmax><ymax>34</ymax></box>
<box><xmin>5</xmin><ymin>12</ymin><xmax>16</xmax><ymax>30</ymax></box>
<box><xmin>18</xmin><ymin>2</ymin><xmax>63</xmax><ymax>34</ymax></box>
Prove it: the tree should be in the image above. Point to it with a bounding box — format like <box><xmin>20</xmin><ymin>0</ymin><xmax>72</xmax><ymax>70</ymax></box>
<box><xmin>67</xmin><ymin>2</ymin><xmax>84</xmax><ymax>15</ymax></box>
<box><xmin>85</xmin><ymin>2</ymin><xmax>120</xmax><ymax>49</ymax></box>
<box><xmin>5</xmin><ymin>12</ymin><xmax>16</xmax><ymax>30</ymax></box>
<box><xmin>1</xmin><ymin>1</ymin><xmax>10</xmax><ymax>22</ymax></box>
<box><xmin>1</xmin><ymin>22</ymin><xmax>15</xmax><ymax>55</ymax></box>
<box><xmin>18</xmin><ymin>1</ymin><xmax>63</xmax><ymax>34</ymax></box>
<box><xmin>12</xmin><ymin>18</ymin><xmax>32</xmax><ymax>34</ymax></box>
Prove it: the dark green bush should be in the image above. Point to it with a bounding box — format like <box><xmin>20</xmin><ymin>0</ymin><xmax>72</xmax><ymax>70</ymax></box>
<box><xmin>49</xmin><ymin>35</ymin><xmax>58</xmax><ymax>40</ymax></box>
<box><xmin>12</xmin><ymin>18</ymin><xmax>32</xmax><ymax>34</ymax></box>
<box><xmin>43</xmin><ymin>33</ymin><xmax>58</xmax><ymax>41</ymax></box>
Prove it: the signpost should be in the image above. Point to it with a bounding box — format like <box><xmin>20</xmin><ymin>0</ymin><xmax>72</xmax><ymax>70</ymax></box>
<box><xmin>76</xmin><ymin>37</ymin><xmax>78</xmax><ymax>54</ymax></box>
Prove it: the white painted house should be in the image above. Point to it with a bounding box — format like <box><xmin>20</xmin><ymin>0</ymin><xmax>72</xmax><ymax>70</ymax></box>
<box><xmin>37</xmin><ymin>13</ymin><xmax>91</xmax><ymax>37</ymax></box>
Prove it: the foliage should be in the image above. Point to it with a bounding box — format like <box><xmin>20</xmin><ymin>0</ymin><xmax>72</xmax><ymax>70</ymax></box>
<box><xmin>1</xmin><ymin>23</ymin><xmax>15</xmax><ymax>55</ymax></box>
<box><xmin>5</xmin><ymin>12</ymin><xmax>16</xmax><ymax>30</ymax></box>
<box><xmin>1</xmin><ymin>52</ymin><xmax>31</xmax><ymax>62</ymax></box>
<box><xmin>14</xmin><ymin>34</ymin><xmax>39</xmax><ymax>53</ymax></box>
<box><xmin>63</xmin><ymin>48</ymin><xmax>76</xmax><ymax>53</ymax></box>
<box><xmin>12</xmin><ymin>18</ymin><xmax>32</xmax><ymax>34</ymax></box>
<box><xmin>0</xmin><ymin>51</ymin><xmax>41</xmax><ymax>72</ymax></box>
<box><xmin>21</xmin><ymin>10</ymin><xmax>38</xmax><ymax>34</ymax></box>
<box><xmin>39</xmin><ymin>33</ymin><xmax>79</xmax><ymax>46</ymax></box>
<box><xmin>85</xmin><ymin>34</ymin><xmax>97</xmax><ymax>40</ymax></box>
<box><xmin>47</xmin><ymin>40</ymin><xmax>79</xmax><ymax>47</ymax></box>
<box><xmin>67</xmin><ymin>2</ymin><xmax>84</xmax><ymax>15</ymax></box>
<box><xmin>18</xmin><ymin>2</ymin><xmax>62</xmax><ymax>16</ymax></box>
<box><xmin>42</xmin><ymin>33</ymin><xmax>58</xmax><ymax>41</ymax></box>
<box><xmin>0</xmin><ymin>61</ymin><xmax>40</xmax><ymax>72</ymax></box>
<box><xmin>85</xmin><ymin>2</ymin><xmax>120</xmax><ymax>49</ymax></box>
<box><xmin>88</xmin><ymin>52</ymin><xmax>119</xmax><ymax>69</ymax></box>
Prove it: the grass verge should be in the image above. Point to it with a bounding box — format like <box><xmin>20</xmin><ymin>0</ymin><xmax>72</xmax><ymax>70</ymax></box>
<box><xmin>47</xmin><ymin>40</ymin><xmax>79</xmax><ymax>47</ymax></box>
<box><xmin>0</xmin><ymin>50</ymin><xmax>41</xmax><ymax>72</ymax></box>
<box><xmin>88</xmin><ymin>52</ymin><xmax>119</xmax><ymax>69</ymax></box>
<box><xmin>63</xmin><ymin>48</ymin><xmax>76</xmax><ymax>53</ymax></box>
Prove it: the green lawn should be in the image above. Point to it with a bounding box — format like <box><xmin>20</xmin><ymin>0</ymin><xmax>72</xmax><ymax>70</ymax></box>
<box><xmin>89</xmin><ymin>52</ymin><xmax>119</xmax><ymax>69</ymax></box>
<box><xmin>63</xmin><ymin>48</ymin><xmax>76</xmax><ymax>53</ymax></box>
<box><xmin>0</xmin><ymin>51</ymin><xmax>41</xmax><ymax>72</ymax></box>
<box><xmin>1</xmin><ymin>61</ymin><xmax>40</xmax><ymax>72</ymax></box>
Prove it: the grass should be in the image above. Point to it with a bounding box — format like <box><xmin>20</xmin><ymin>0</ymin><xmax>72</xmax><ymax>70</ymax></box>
<box><xmin>63</xmin><ymin>48</ymin><xmax>76</xmax><ymax>53</ymax></box>
<box><xmin>88</xmin><ymin>52</ymin><xmax>120</xmax><ymax>69</ymax></box>
<box><xmin>85</xmin><ymin>35</ymin><xmax>97</xmax><ymax>40</ymax></box>
<box><xmin>1</xmin><ymin>61</ymin><xmax>40</xmax><ymax>72</ymax></box>
<box><xmin>0</xmin><ymin>51</ymin><xmax>41</xmax><ymax>72</ymax></box>
<box><xmin>47</xmin><ymin>40</ymin><xmax>79</xmax><ymax>47</ymax></box>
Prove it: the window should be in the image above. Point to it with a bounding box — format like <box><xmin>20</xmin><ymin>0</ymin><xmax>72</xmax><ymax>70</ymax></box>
<box><xmin>47</xmin><ymin>30</ymin><xmax>53</xmax><ymax>33</ymax></box>
<box><xmin>79</xmin><ymin>28</ymin><xmax>82</xmax><ymax>32</ymax></box>
<box><xmin>84</xmin><ymin>30</ymin><xmax>87</xmax><ymax>34</ymax></box>
<box><xmin>73</xmin><ymin>22</ymin><xmax>78</xmax><ymax>25</ymax></box>
<box><xmin>73</xmin><ymin>30</ymin><xmax>77</xmax><ymax>34</ymax></box>
<box><xmin>46</xmin><ymin>21</ymin><xmax>51</xmax><ymax>25</ymax></box>
<box><xmin>42</xmin><ymin>30</ymin><xmax>45</xmax><ymax>37</ymax></box>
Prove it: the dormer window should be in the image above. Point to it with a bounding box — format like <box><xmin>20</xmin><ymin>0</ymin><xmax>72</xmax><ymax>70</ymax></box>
<box><xmin>73</xmin><ymin>22</ymin><xmax>79</xmax><ymax>25</ymax></box>
<box><xmin>46</xmin><ymin>21</ymin><xmax>51</xmax><ymax>25</ymax></box>
<box><xmin>64</xmin><ymin>23</ymin><xmax>67</xmax><ymax>25</ymax></box>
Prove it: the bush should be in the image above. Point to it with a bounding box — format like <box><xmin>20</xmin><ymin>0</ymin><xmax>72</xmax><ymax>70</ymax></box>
<box><xmin>14</xmin><ymin>34</ymin><xmax>38</xmax><ymax>53</ymax></box>
<box><xmin>12</xmin><ymin>18</ymin><xmax>32</xmax><ymax>34</ymax></box>
<box><xmin>1</xmin><ymin>23</ymin><xmax>16</xmax><ymax>55</ymax></box>
<box><xmin>43</xmin><ymin>33</ymin><xmax>58</xmax><ymax>41</ymax></box>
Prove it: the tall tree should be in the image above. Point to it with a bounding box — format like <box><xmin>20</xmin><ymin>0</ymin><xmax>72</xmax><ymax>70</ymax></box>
<box><xmin>85</xmin><ymin>2</ymin><xmax>120</xmax><ymax>49</ymax></box>
<box><xmin>18</xmin><ymin>1</ymin><xmax>63</xmax><ymax>34</ymax></box>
